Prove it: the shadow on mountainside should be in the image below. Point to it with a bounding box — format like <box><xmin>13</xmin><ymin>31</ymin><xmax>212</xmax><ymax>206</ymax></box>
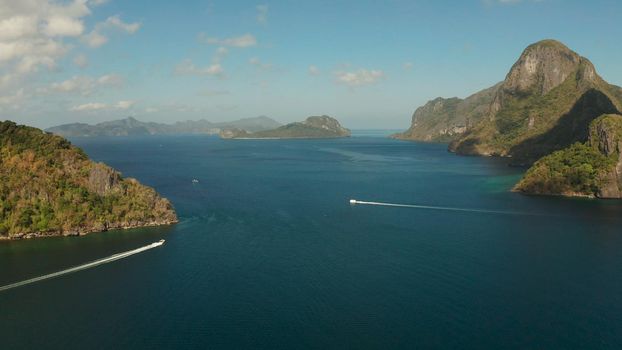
<box><xmin>509</xmin><ymin>88</ymin><xmax>620</xmax><ymax>165</ymax></box>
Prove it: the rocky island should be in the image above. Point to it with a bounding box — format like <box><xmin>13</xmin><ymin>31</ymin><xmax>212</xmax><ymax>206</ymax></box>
<box><xmin>220</xmin><ymin>115</ymin><xmax>351</xmax><ymax>139</ymax></box>
<box><xmin>0</xmin><ymin>121</ymin><xmax>177</xmax><ymax>239</ymax></box>
<box><xmin>394</xmin><ymin>39</ymin><xmax>622</xmax><ymax>198</ymax></box>
<box><xmin>449</xmin><ymin>40</ymin><xmax>622</xmax><ymax>164</ymax></box>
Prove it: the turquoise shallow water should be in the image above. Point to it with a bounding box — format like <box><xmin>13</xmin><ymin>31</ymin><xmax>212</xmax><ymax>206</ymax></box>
<box><xmin>2</xmin><ymin>133</ymin><xmax>622</xmax><ymax>349</ymax></box>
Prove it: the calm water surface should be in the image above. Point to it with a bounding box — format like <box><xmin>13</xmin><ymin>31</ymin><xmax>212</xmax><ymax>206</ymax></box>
<box><xmin>1</xmin><ymin>132</ymin><xmax>622</xmax><ymax>349</ymax></box>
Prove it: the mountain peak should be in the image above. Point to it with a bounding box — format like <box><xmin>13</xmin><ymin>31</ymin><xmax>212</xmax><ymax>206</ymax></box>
<box><xmin>502</xmin><ymin>39</ymin><xmax>587</xmax><ymax>97</ymax></box>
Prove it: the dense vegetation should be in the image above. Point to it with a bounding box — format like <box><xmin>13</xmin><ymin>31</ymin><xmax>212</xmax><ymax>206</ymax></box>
<box><xmin>514</xmin><ymin>142</ymin><xmax>616</xmax><ymax>196</ymax></box>
<box><xmin>0</xmin><ymin>121</ymin><xmax>177</xmax><ymax>239</ymax></box>
<box><xmin>515</xmin><ymin>114</ymin><xmax>622</xmax><ymax>197</ymax></box>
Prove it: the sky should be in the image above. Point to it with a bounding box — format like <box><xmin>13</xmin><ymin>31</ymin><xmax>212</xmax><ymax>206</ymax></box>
<box><xmin>1</xmin><ymin>0</ymin><xmax>621</xmax><ymax>129</ymax></box>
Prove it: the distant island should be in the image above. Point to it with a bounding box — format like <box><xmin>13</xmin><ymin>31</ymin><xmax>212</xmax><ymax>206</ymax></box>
<box><xmin>0</xmin><ymin>121</ymin><xmax>177</xmax><ymax>239</ymax></box>
<box><xmin>393</xmin><ymin>39</ymin><xmax>622</xmax><ymax>198</ymax></box>
<box><xmin>220</xmin><ymin>116</ymin><xmax>351</xmax><ymax>139</ymax></box>
<box><xmin>46</xmin><ymin>116</ymin><xmax>281</xmax><ymax>137</ymax></box>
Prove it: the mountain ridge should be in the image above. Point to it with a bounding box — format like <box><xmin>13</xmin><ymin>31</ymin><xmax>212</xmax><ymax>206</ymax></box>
<box><xmin>46</xmin><ymin>116</ymin><xmax>282</xmax><ymax>137</ymax></box>
<box><xmin>391</xmin><ymin>83</ymin><xmax>501</xmax><ymax>142</ymax></box>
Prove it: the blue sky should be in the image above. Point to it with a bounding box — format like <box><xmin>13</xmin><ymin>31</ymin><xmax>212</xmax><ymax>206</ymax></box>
<box><xmin>1</xmin><ymin>0</ymin><xmax>621</xmax><ymax>129</ymax></box>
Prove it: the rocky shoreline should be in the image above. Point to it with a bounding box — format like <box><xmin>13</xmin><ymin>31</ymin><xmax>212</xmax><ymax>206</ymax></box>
<box><xmin>1</xmin><ymin>219</ymin><xmax>178</xmax><ymax>241</ymax></box>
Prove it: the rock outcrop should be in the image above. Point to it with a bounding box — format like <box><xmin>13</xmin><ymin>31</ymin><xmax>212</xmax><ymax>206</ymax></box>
<box><xmin>0</xmin><ymin>120</ymin><xmax>177</xmax><ymax>239</ymax></box>
<box><xmin>589</xmin><ymin>115</ymin><xmax>622</xmax><ymax>198</ymax></box>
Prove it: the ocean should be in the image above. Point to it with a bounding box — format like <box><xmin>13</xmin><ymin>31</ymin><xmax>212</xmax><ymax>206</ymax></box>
<box><xmin>1</xmin><ymin>132</ymin><xmax>622</xmax><ymax>349</ymax></box>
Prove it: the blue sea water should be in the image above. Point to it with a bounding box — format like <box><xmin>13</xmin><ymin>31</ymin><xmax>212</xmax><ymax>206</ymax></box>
<box><xmin>1</xmin><ymin>132</ymin><xmax>622</xmax><ymax>349</ymax></box>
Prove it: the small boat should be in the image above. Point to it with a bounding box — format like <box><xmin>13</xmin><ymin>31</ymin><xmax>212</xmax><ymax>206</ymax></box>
<box><xmin>192</xmin><ymin>179</ymin><xmax>199</xmax><ymax>183</ymax></box>
<box><xmin>151</xmin><ymin>239</ymin><xmax>166</xmax><ymax>247</ymax></box>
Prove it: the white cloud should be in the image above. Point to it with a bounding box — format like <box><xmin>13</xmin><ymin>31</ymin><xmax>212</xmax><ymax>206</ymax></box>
<box><xmin>103</xmin><ymin>14</ymin><xmax>141</xmax><ymax>34</ymax></box>
<box><xmin>199</xmin><ymin>33</ymin><xmax>257</xmax><ymax>48</ymax></box>
<box><xmin>0</xmin><ymin>0</ymin><xmax>91</xmax><ymax>77</ymax></box>
<box><xmin>0</xmin><ymin>88</ymin><xmax>25</xmax><ymax>110</ymax></box>
<box><xmin>81</xmin><ymin>14</ymin><xmax>140</xmax><ymax>48</ymax></box>
<box><xmin>248</xmin><ymin>57</ymin><xmax>272</xmax><ymax>71</ymax></box>
<box><xmin>70</xmin><ymin>102</ymin><xmax>108</xmax><ymax>111</ymax></box>
<box><xmin>115</xmin><ymin>100</ymin><xmax>135</xmax><ymax>109</ymax></box>
<box><xmin>69</xmin><ymin>100</ymin><xmax>135</xmax><ymax>112</ymax></box>
<box><xmin>44</xmin><ymin>16</ymin><xmax>84</xmax><ymax>37</ymax></box>
<box><xmin>97</xmin><ymin>74</ymin><xmax>124</xmax><ymax>86</ymax></box>
<box><xmin>308</xmin><ymin>65</ymin><xmax>320</xmax><ymax>76</ymax></box>
<box><xmin>88</xmin><ymin>0</ymin><xmax>109</xmax><ymax>6</ymax></box>
<box><xmin>81</xmin><ymin>29</ymin><xmax>108</xmax><ymax>48</ymax></box>
<box><xmin>0</xmin><ymin>15</ymin><xmax>38</xmax><ymax>40</ymax></box>
<box><xmin>0</xmin><ymin>1</ymin><xmax>138</xmax><ymax>114</ymax></box>
<box><xmin>175</xmin><ymin>59</ymin><xmax>224</xmax><ymax>77</ymax></box>
<box><xmin>73</xmin><ymin>53</ymin><xmax>88</xmax><ymax>68</ymax></box>
<box><xmin>256</xmin><ymin>5</ymin><xmax>268</xmax><ymax>24</ymax></box>
<box><xmin>335</xmin><ymin>69</ymin><xmax>385</xmax><ymax>87</ymax></box>
<box><xmin>50</xmin><ymin>76</ymin><xmax>94</xmax><ymax>94</ymax></box>
<box><xmin>213</xmin><ymin>46</ymin><xmax>228</xmax><ymax>63</ymax></box>
<box><xmin>46</xmin><ymin>73</ymin><xmax>124</xmax><ymax>95</ymax></box>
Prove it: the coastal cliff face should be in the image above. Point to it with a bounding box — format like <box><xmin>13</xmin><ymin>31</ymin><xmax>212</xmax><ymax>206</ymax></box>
<box><xmin>514</xmin><ymin>114</ymin><xmax>622</xmax><ymax>198</ymax></box>
<box><xmin>589</xmin><ymin>115</ymin><xmax>622</xmax><ymax>198</ymax></box>
<box><xmin>392</xmin><ymin>83</ymin><xmax>500</xmax><ymax>142</ymax></box>
<box><xmin>0</xmin><ymin>121</ymin><xmax>177</xmax><ymax>239</ymax></box>
<box><xmin>220</xmin><ymin>115</ymin><xmax>351</xmax><ymax>139</ymax></box>
<box><xmin>448</xmin><ymin>40</ymin><xmax>622</xmax><ymax>163</ymax></box>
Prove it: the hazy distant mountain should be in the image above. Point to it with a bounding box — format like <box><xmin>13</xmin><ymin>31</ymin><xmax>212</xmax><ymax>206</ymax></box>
<box><xmin>220</xmin><ymin>115</ymin><xmax>351</xmax><ymax>139</ymax></box>
<box><xmin>46</xmin><ymin>116</ymin><xmax>282</xmax><ymax>137</ymax></box>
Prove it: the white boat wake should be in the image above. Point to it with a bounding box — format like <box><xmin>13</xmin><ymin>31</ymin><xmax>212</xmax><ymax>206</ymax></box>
<box><xmin>0</xmin><ymin>240</ymin><xmax>165</xmax><ymax>293</ymax></box>
<box><xmin>349</xmin><ymin>199</ymin><xmax>541</xmax><ymax>216</ymax></box>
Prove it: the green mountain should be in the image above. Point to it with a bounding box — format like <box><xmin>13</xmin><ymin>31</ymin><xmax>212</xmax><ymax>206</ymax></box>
<box><xmin>46</xmin><ymin>116</ymin><xmax>281</xmax><ymax>137</ymax></box>
<box><xmin>0</xmin><ymin>121</ymin><xmax>177</xmax><ymax>239</ymax></box>
<box><xmin>392</xmin><ymin>83</ymin><xmax>501</xmax><ymax>142</ymax></box>
<box><xmin>448</xmin><ymin>40</ymin><xmax>622</xmax><ymax>164</ymax></box>
<box><xmin>515</xmin><ymin>114</ymin><xmax>622</xmax><ymax>198</ymax></box>
<box><xmin>220</xmin><ymin>116</ymin><xmax>351</xmax><ymax>139</ymax></box>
